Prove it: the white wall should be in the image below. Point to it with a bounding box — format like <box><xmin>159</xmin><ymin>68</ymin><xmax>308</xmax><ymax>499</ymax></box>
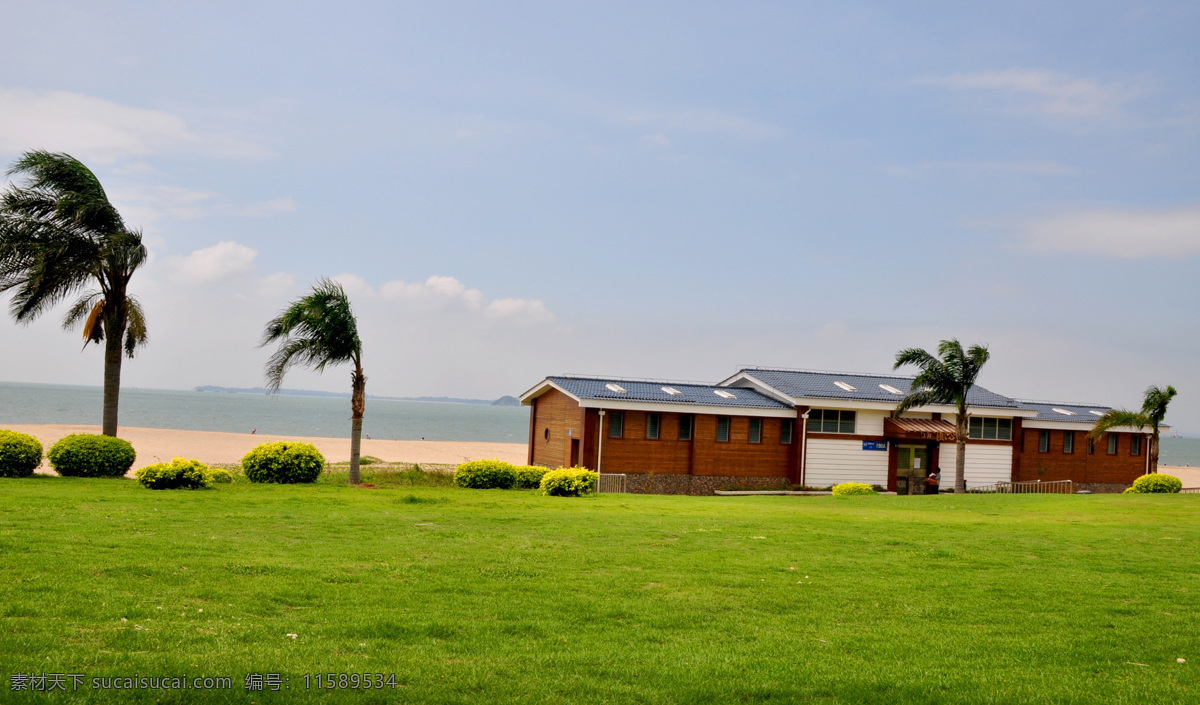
<box><xmin>938</xmin><ymin>443</ymin><xmax>1012</xmax><ymax>488</ymax></box>
<box><xmin>805</xmin><ymin>438</ymin><xmax>889</xmax><ymax>487</ymax></box>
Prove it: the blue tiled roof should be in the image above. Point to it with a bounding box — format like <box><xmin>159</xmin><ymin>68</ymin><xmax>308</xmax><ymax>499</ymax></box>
<box><xmin>734</xmin><ymin>368</ymin><xmax>1024</xmax><ymax>410</ymax></box>
<box><xmin>546</xmin><ymin>376</ymin><xmax>792</xmax><ymax>410</ymax></box>
<box><xmin>1016</xmin><ymin>401</ymin><xmax>1113</xmax><ymax>423</ymax></box>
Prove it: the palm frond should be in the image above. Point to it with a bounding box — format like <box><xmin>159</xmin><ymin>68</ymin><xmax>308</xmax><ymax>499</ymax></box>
<box><xmin>123</xmin><ymin>296</ymin><xmax>148</xmax><ymax>357</ymax></box>
<box><xmin>1089</xmin><ymin>409</ymin><xmax>1149</xmax><ymax>437</ymax></box>
<box><xmin>261</xmin><ymin>278</ymin><xmax>362</xmax><ymax>392</ymax></box>
<box><xmin>1141</xmin><ymin>384</ymin><xmax>1177</xmax><ymax>425</ymax></box>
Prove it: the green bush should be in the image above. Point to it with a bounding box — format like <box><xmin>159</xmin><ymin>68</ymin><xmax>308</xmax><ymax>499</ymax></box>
<box><xmin>454</xmin><ymin>459</ymin><xmax>517</xmax><ymax>489</ymax></box>
<box><xmin>0</xmin><ymin>430</ymin><xmax>43</xmax><ymax>478</ymax></box>
<box><xmin>205</xmin><ymin>467</ymin><xmax>235</xmax><ymax>484</ymax></box>
<box><xmin>1124</xmin><ymin>473</ymin><xmax>1183</xmax><ymax>494</ymax></box>
<box><xmin>135</xmin><ymin>457</ymin><xmax>210</xmax><ymax>490</ymax></box>
<box><xmin>540</xmin><ymin>467</ymin><xmax>598</xmax><ymax>497</ymax></box>
<box><xmin>241</xmin><ymin>442</ymin><xmax>324</xmax><ymax>484</ymax></box>
<box><xmin>513</xmin><ymin>465</ymin><xmax>551</xmax><ymax>489</ymax></box>
<box><xmin>832</xmin><ymin>482</ymin><xmax>876</xmax><ymax>496</ymax></box>
<box><xmin>47</xmin><ymin>434</ymin><xmax>136</xmax><ymax>478</ymax></box>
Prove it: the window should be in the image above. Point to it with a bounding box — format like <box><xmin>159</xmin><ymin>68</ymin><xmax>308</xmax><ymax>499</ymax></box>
<box><xmin>779</xmin><ymin>419</ymin><xmax>793</xmax><ymax>445</ymax></box>
<box><xmin>646</xmin><ymin>413</ymin><xmax>661</xmax><ymax>440</ymax></box>
<box><xmin>968</xmin><ymin>417</ymin><xmax>1012</xmax><ymax>440</ymax></box>
<box><xmin>678</xmin><ymin>414</ymin><xmax>694</xmax><ymax>441</ymax></box>
<box><xmin>544</xmin><ymin>428</ymin><xmax>550</xmax><ymax>441</ymax></box>
<box><xmin>716</xmin><ymin>417</ymin><xmax>731</xmax><ymax>442</ymax></box>
<box><xmin>1131</xmin><ymin>435</ymin><xmax>1141</xmax><ymax>456</ymax></box>
<box><xmin>749</xmin><ymin>418</ymin><xmax>762</xmax><ymax>444</ymax></box>
<box><xmin>1107</xmin><ymin>434</ymin><xmax>1118</xmax><ymax>455</ymax></box>
<box><xmin>608</xmin><ymin>411</ymin><xmax>624</xmax><ymax>438</ymax></box>
<box><xmin>1038</xmin><ymin>430</ymin><xmax>1049</xmax><ymax>453</ymax></box>
<box><xmin>1087</xmin><ymin>436</ymin><xmax>1094</xmax><ymax>455</ymax></box>
<box><xmin>809</xmin><ymin>409</ymin><xmax>856</xmax><ymax>434</ymax></box>
<box><xmin>1063</xmin><ymin>431</ymin><xmax>1074</xmax><ymax>454</ymax></box>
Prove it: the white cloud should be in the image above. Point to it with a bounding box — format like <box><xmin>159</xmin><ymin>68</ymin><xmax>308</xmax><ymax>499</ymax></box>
<box><xmin>0</xmin><ymin>88</ymin><xmax>269</xmax><ymax>163</ymax></box>
<box><xmin>486</xmin><ymin>298</ymin><xmax>554</xmax><ymax>322</ymax></box>
<box><xmin>1020</xmin><ymin>206</ymin><xmax>1200</xmax><ymax>257</ymax></box>
<box><xmin>167</xmin><ymin>241</ymin><xmax>259</xmax><ymax>283</ymax></box>
<box><xmin>341</xmin><ymin>274</ymin><xmax>553</xmax><ymax>323</ymax></box>
<box><xmin>109</xmin><ymin>184</ymin><xmax>217</xmax><ymax>228</ymax></box>
<box><xmin>918</xmin><ymin>69</ymin><xmax>1138</xmax><ymax>121</ymax></box>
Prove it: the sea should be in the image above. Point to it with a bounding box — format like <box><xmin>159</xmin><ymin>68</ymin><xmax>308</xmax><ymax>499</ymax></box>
<box><xmin>0</xmin><ymin>382</ymin><xmax>529</xmax><ymax>443</ymax></box>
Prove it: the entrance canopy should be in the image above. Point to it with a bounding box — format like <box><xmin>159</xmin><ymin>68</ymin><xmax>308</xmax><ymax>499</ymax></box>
<box><xmin>884</xmin><ymin>417</ymin><xmax>957</xmax><ymax>443</ymax></box>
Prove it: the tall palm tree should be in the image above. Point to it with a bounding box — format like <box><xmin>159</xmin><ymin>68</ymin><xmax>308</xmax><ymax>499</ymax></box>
<box><xmin>0</xmin><ymin>151</ymin><xmax>148</xmax><ymax>436</ymax></box>
<box><xmin>893</xmin><ymin>339</ymin><xmax>991</xmax><ymax>494</ymax></box>
<box><xmin>1090</xmin><ymin>384</ymin><xmax>1176</xmax><ymax>475</ymax></box>
<box><xmin>261</xmin><ymin>279</ymin><xmax>367</xmax><ymax>484</ymax></box>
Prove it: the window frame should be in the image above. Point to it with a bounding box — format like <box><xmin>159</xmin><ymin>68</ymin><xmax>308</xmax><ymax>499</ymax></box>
<box><xmin>1038</xmin><ymin>430</ymin><xmax>1049</xmax><ymax>453</ymax></box>
<box><xmin>1063</xmin><ymin>431</ymin><xmax>1074</xmax><ymax>454</ymax></box>
<box><xmin>969</xmin><ymin>416</ymin><xmax>1012</xmax><ymax>441</ymax></box>
<box><xmin>779</xmin><ymin>419</ymin><xmax>793</xmax><ymax>445</ymax></box>
<box><xmin>748</xmin><ymin>417</ymin><xmax>763</xmax><ymax>444</ymax></box>
<box><xmin>1107</xmin><ymin>434</ymin><xmax>1118</xmax><ymax>455</ymax></box>
<box><xmin>1087</xmin><ymin>436</ymin><xmax>1094</xmax><ymax>455</ymax></box>
<box><xmin>809</xmin><ymin>408</ymin><xmax>857</xmax><ymax>434</ymax></box>
<box><xmin>716</xmin><ymin>416</ymin><xmax>731</xmax><ymax>443</ymax></box>
<box><xmin>608</xmin><ymin>411</ymin><xmax>624</xmax><ymax>439</ymax></box>
<box><xmin>678</xmin><ymin>414</ymin><xmax>693</xmax><ymax>441</ymax></box>
<box><xmin>645</xmin><ymin>413</ymin><xmax>660</xmax><ymax>440</ymax></box>
<box><xmin>1130</xmin><ymin>435</ymin><xmax>1141</xmax><ymax>456</ymax></box>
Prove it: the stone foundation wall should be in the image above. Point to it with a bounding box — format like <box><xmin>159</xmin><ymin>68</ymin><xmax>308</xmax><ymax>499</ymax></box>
<box><xmin>1075</xmin><ymin>482</ymin><xmax>1131</xmax><ymax>494</ymax></box>
<box><xmin>621</xmin><ymin>474</ymin><xmax>788</xmax><ymax>496</ymax></box>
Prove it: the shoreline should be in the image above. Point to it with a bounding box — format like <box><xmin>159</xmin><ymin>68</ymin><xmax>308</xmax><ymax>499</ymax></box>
<box><xmin>6</xmin><ymin>424</ymin><xmax>527</xmax><ymax>474</ymax></box>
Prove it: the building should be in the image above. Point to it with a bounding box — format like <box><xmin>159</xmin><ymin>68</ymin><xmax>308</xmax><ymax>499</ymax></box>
<box><xmin>519</xmin><ymin>367</ymin><xmax>1159</xmax><ymax>494</ymax></box>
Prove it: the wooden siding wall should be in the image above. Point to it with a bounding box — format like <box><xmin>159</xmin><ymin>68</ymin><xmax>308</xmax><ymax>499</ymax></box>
<box><xmin>805</xmin><ymin>438</ymin><xmax>888</xmax><ymax>487</ymax></box>
<box><xmin>1014</xmin><ymin>429</ymin><xmax>1147</xmax><ymax>484</ymax></box>
<box><xmin>529</xmin><ymin>389</ymin><xmax>580</xmax><ymax>468</ymax></box>
<box><xmin>937</xmin><ymin>442</ymin><xmax>1012</xmax><ymax>487</ymax></box>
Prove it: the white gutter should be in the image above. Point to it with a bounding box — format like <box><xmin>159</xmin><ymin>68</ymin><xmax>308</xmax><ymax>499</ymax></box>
<box><xmin>596</xmin><ymin>409</ymin><xmax>605</xmax><ymax>492</ymax></box>
<box><xmin>800</xmin><ymin>412</ymin><xmax>809</xmax><ymax>487</ymax></box>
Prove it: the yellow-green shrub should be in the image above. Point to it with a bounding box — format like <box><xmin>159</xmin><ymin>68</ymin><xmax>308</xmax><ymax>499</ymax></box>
<box><xmin>0</xmin><ymin>430</ymin><xmax>42</xmax><ymax>478</ymax></box>
<box><xmin>241</xmin><ymin>441</ymin><xmax>324</xmax><ymax>483</ymax></box>
<box><xmin>47</xmin><ymin>434</ymin><xmax>136</xmax><ymax>477</ymax></box>
<box><xmin>135</xmin><ymin>458</ymin><xmax>209</xmax><ymax>490</ymax></box>
<box><xmin>205</xmin><ymin>467</ymin><xmax>235</xmax><ymax>484</ymax></box>
<box><xmin>513</xmin><ymin>465</ymin><xmax>550</xmax><ymax>489</ymax></box>
<box><xmin>831</xmin><ymin>482</ymin><xmax>876</xmax><ymax>496</ymax></box>
<box><xmin>1124</xmin><ymin>474</ymin><xmax>1182</xmax><ymax>494</ymax></box>
<box><xmin>454</xmin><ymin>459</ymin><xmax>517</xmax><ymax>489</ymax></box>
<box><xmin>539</xmin><ymin>467</ymin><xmax>597</xmax><ymax>497</ymax></box>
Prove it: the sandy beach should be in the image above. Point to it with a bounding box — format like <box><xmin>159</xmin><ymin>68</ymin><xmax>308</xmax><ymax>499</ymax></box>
<box><xmin>9</xmin><ymin>424</ymin><xmax>527</xmax><ymax>474</ymax></box>
<box><xmin>1159</xmin><ymin>465</ymin><xmax>1200</xmax><ymax>488</ymax></box>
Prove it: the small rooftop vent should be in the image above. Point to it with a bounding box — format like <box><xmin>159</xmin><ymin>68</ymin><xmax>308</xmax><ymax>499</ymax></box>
<box><xmin>1089</xmin><ymin>410</ymin><xmax>1105</xmax><ymax>416</ymax></box>
<box><xmin>661</xmin><ymin>386</ymin><xmax>682</xmax><ymax>396</ymax></box>
<box><xmin>879</xmin><ymin>384</ymin><xmax>903</xmax><ymax>395</ymax></box>
<box><xmin>605</xmin><ymin>383</ymin><xmax>627</xmax><ymax>394</ymax></box>
<box><xmin>1052</xmin><ymin>408</ymin><xmax>1077</xmax><ymax>416</ymax></box>
<box><xmin>834</xmin><ymin>381</ymin><xmax>857</xmax><ymax>392</ymax></box>
<box><xmin>713</xmin><ymin>390</ymin><xmax>737</xmax><ymax>400</ymax></box>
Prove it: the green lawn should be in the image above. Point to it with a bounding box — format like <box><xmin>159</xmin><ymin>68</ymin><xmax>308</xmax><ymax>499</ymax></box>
<box><xmin>1</xmin><ymin>477</ymin><xmax>1198</xmax><ymax>704</ymax></box>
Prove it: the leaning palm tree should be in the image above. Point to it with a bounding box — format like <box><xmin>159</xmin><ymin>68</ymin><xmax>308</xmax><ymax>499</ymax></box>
<box><xmin>1090</xmin><ymin>384</ymin><xmax>1176</xmax><ymax>475</ymax></box>
<box><xmin>261</xmin><ymin>279</ymin><xmax>367</xmax><ymax>484</ymax></box>
<box><xmin>0</xmin><ymin>151</ymin><xmax>148</xmax><ymax>436</ymax></box>
<box><xmin>893</xmin><ymin>339</ymin><xmax>991</xmax><ymax>494</ymax></box>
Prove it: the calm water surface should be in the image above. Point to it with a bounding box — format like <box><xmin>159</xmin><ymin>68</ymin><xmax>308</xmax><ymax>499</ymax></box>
<box><xmin>0</xmin><ymin>382</ymin><xmax>529</xmax><ymax>443</ymax></box>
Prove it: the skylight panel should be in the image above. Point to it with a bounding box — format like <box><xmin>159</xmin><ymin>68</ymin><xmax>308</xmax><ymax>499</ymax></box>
<box><xmin>1052</xmin><ymin>408</ymin><xmax>1077</xmax><ymax>416</ymax></box>
<box><xmin>713</xmin><ymin>390</ymin><xmax>737</xmax><ymax>399</ymax></box>
<box><xmin>661</xmin><ymin>386</ymin><xmax>682</xmax><ymax>396</ymax></box>
<box><xmin>605</xmin><ymin>383</ymin><xmax>627</xmax><ymax>394</ymax></box>
<box><xmin>879</xmin><ymin>384</ymin><xmax>903</xmax><ymax>395</ymax></box>
<box><xmin>1089</xmin><ymin>410</ymin><xmax>1104</xmax><ymax>416</ymax></box>
<box><xmin>834</xmin><ymin>381</ymin><xmax>857</xmax><ymax>392</ymax></box>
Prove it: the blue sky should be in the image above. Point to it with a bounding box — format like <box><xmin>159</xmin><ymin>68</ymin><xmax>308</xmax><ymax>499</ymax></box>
<box><xmin>1</xmin><ymin>2</ymin><xmax>1198</xmax><ymax>430</ymax></box>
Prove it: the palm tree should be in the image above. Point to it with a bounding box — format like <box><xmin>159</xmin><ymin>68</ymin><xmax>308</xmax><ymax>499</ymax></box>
<box><xmin>0</xmin><ymin>151</ymin><xmax>148</xmax><ymax>437</ymax></box>
<box><xmin>1090</xmin><ymin>384</ymin><xmax>1176</xmax><ymax>475</ymax></box>
<box><xmin>893</xmin><ymin>339</ymin><xmax>991</xmax><ymax>494</ymax></box>
<box><xmin>261</xmin><ymin>279</ymin><xmax>367</xmax><ymax>484</ymax></box>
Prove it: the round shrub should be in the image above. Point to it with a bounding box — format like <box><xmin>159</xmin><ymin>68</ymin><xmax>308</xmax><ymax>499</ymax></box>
<box><xmin>831</xmin><ymin>482</ymin><xmax>876</xmax><ymax>496</ymax></box>
<box><xmin>1124</xmin><ymin>473</ymin><xmax>1182</xmax><ymax>494</ymax></box>
<box><xmin>0</xmin><ymin>430</ymin><xmax>43</xmax><ymax>478</ymax></box>
<box><xmin>135</xmin><ymin>457</ymin><xmax>209</xmax><ymax>490</ymax></box>
<box><xmin>205</xmin><ymin>467</ymin><xmax>235</xmax><ymax>484</ymax></box>
<box><xmin>539</xmin><ymin>467</ymin><xmax>597</xmax><ymax>497</ymax></box>
<box><xmin>513</xmin><ymin>465</ymin><xmax>550</xmax><ymax>489</ymax></box>
<box><xmin>47</xmin><ymin>434</ymin><xmax>136</xmax><ymax>477</ymax></box>
<box><xmin>241</xmin><ymin>441</ymin><xmax>324</xmax><ymax>484</ymax></box>
<box><xmin>454</xmin><ymin>459</ymin><xmax>517</xmax><ymax>489</ymax></box>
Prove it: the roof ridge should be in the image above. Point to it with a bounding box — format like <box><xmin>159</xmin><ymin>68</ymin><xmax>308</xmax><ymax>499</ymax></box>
<box><xmin>556</xmin><ymin>373</ymin><xmax>721</xmax><ymax>387</ymax></box>
<box><xmin>1015</xmin><ymin>398</ymin><xmax>1111</xmax><ymax>408</ymax></box>
<box><xmin>740</xmin><ymin>366</ymin><xmax>917</xmax><ymax>380</ymax></box>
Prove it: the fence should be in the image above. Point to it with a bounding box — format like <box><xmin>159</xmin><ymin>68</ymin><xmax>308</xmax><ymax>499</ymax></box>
<box><xmin>1182</xmin><ymin>487</ymin><xmax>1200</xmax><ymax>494</ymax></box>
<box><xmin>597</xmin><ymin>473</ymin><xmax>627</xmax><ymax>494</ymax></box>
<box><xmin>994</xmin><ymin>479</ymin><xmax>1074</xmax><ymax>494</ymax></box>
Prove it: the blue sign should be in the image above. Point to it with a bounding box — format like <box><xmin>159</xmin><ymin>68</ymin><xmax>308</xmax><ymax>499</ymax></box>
<box><xmin>862</xmin><ymin>440</ymin><xmax>888</xmax><ymax>451</ymax></box>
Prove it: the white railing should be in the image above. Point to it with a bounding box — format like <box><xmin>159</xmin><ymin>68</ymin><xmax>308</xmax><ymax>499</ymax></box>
<box><xmin>1181</xmin><ymin>487</ymin><xmax>1200</xmax><ymax>494</ymax></box>
<box><xmin>991</xmin><ymin>479</ymin><xmax>1075</xmax><ymax>494</ymax></box>
<box><xmin>597</xmin><ymin>473</ymin><xmax>626</xmax><ymax>493</ymax></box>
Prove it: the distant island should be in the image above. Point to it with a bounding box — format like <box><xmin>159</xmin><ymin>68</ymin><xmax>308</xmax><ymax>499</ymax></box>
<box><xmin>195</xmin><ymin>386</ymin><xmax>520</xmax><ymax>406</ymax></box>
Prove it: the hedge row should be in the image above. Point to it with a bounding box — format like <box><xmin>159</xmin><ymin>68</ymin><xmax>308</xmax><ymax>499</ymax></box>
<box><xmin>453</xmin><ymin>460</ymin><xmax>596</xmax><ymax>496</ymax></box>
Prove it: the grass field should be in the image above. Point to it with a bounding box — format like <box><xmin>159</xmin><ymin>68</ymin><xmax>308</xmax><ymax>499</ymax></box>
<box><xmin>1</xmin><ymin>476</ymin><xmax>1198</xmax><ymax>704</ymax></box>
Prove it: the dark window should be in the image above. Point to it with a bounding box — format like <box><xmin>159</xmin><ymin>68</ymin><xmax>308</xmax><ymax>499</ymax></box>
<box><xmin>608</xmin><ymin>412</ymin><xmax>624</xmax><ymax>438</ymax></box>
<box><xmin>1063</xmin><ymin>431</ymin><xmax>1074</xmax><ymax>454</ymax></box>
<box><xmin>780</xmin><ymin>419</ymin><xmax>793</xmax><ymax>445</ymax></box>
<box><xmin>1087</xmin><ymin>436</ymin><xmax>1094</xmax><ymax>455</ymax></box>
<box><xmin>678</xmin><ymin>414</ymin><xmax>693</xmax><ymax>441</ymax></box>
<box><xmin>749</xmin><ymin>418</ymin><xmax>762</xmax><ymax>444</ymax></box>
<box><xmin>970</xmin><ymin>417</ymin><xmax>1013</xmax><ymax>441</ymax></box>
<box><xmin>716</xmin><ymin>417</ymin><xmax>731</xmax><ymax>442</ymax></box>
<box><xmin>809</xmin><ymin>409</ymin><xmax>856</xmax><ymax>434</ymax></box>
<box><xmin>1107</xmin><ymin>434</ymin><xmax>1118</xmax><ymax>455</ymax></box>
<box><xmin>1038</xmin><ymin>430</ymin><xmax>1049</xmax><ymax>453</ymax></box>
<box><xmin>646</xmin><ymin>413</ymin><xmax>660</xmax><ymax>440</ymax></box>
<box><xmin>1131</xmin><ymin>435</ymin><xmax>1141</xmax><ymax>456</ymax></box>
<box><xmin>544</xmin><ymin>428</ymin><xmax>550</xmax><ymax>441</ymax></box>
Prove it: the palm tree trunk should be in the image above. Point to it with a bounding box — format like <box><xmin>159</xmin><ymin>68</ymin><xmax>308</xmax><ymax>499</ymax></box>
<box><xmin>348</xmin><ymin>365</ymin><xmax>366</xmax><ymax>485</ymax></box>
<box><xmin>101</xmin><ymin>316</ymin><xmax>123</xmax><ymax>437</ymax></box>
<box><xmin>1150</xmin><ymin>429</ymin><xmax>1159</xmax><ymax>474</ymax></box>
<box><xmin>955</xmin><ymin>409</ymin><xmax>968</xmax><ymax>493</ymax></box>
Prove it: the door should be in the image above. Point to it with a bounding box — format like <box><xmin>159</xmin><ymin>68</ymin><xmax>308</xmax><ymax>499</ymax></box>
<box><xmin>897</xmin><ymin>445</ymin><xmax>929</xmax><ymax>494</ymax></box>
